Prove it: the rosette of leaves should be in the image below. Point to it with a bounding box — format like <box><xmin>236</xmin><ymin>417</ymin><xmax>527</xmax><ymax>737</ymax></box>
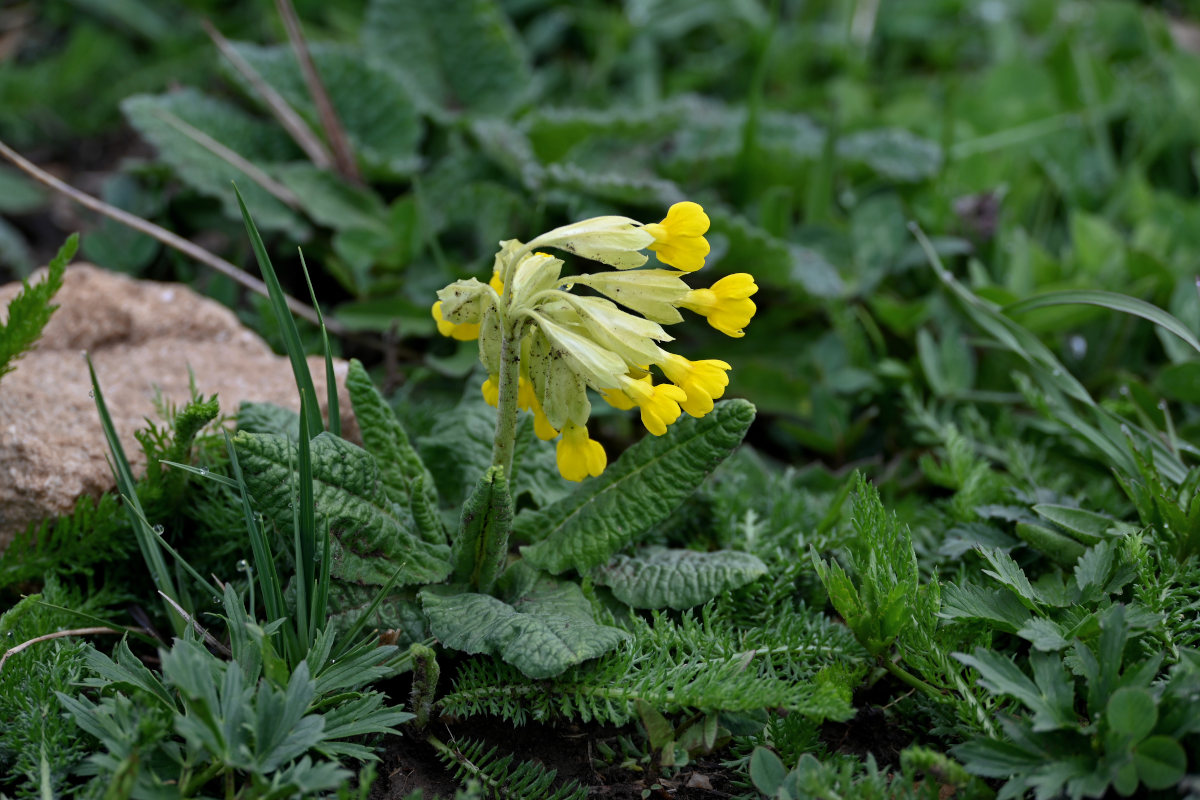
<box><xmin>235</xmin><ymin>359</ymin><xmax>764</xmax><ymax>679</ymax></box>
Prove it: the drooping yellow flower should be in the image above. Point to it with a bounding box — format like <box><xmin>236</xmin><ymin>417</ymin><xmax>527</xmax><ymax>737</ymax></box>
<box><xmin>481</xmin><ymin>374</ymin><xmax>500</xmax><ymax>406</ymax></box>
<box><xmin>658</xmin><ymin>353</ymin><xmax>731</xmax><ymax>417</ymax></box>
<box><xmin>432</xmin><ymin>301</ymin><xmax>481</xmax><ymax>341</ymax></box>
<box><xmin>518</xmin><ymin>376</ymin><xmax>558</xmax><ymax>440</ymax></box>
<box><xmin>680</xmin><ymin>273</ymin><xmax>758</xmax><ymax>338</ymax></box>
<box><xmin>617</xmin><ymin>374</ymin><xmax>688</xmax><ymax>436</ymax></box>
<box><xmin>556</xmin><ymin>421</ymin><xmax>606</xmax><ymax>482</ymax></box>
<box><xmin>642</xmin><ymin>201</ymin><xmax>711</xmax><ymax>272</ymax></box>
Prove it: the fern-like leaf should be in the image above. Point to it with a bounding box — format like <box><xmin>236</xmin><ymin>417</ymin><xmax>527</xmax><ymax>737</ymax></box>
<box><xmin>430</xmin><ymin>736</ymin><xmax>587</xmax><ymax>800</ymax></box>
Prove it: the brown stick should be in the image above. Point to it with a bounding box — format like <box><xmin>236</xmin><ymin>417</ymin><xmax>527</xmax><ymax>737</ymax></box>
<box><xmin>0</xmin><ymin>138</ymin><xmax>351</xmax><ymax>338</ymax></box>
<box><xmin>202</xmin><ymin>19</ymin><xmax>335</xmax><ymax>171</ymax></box>
<box><xmin>274</xmin><ymin>0</ymin><xmax>362</xmax><ymax>184</ymax></box>
<box><xmin>0</xmin><ymin>627</ymin><xmax>129</xmax><ymax>673</ymax></box>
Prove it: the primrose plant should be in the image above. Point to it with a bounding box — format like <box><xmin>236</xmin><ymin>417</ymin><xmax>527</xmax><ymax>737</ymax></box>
<box><xmin>431</xmin><ymin>201</ymin><xmax>758</xmax><ymax>481</ymax></box>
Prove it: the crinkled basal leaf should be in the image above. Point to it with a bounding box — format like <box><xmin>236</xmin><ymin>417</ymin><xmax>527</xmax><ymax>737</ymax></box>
<box><xmin>836</xmin><ymin>128</ymin><xmax>943</xmax><ymax>182</ymax></box>
<box><xmin>236</xmin><ymin>431</ymin><xmax>451</xmax><ymax>586</ymax></box>
<box><xmin>346</xmin><ymin>359</ymin><xmax>444</xmax><ymax>543</ymax></box>
<box><xmin>325</xmin><ymin>582</ymin><xmax>426</xmax><ymax>648</ymax></box>
<box><xmin>121</xmin><ymin>89</ymin><xmax>306</xmax><ymax>238</ymax></box>
<box><xmin>362</xmin><ymin>0</ymin><xmax>530</xmax><ymax>117</ymax></box>
<box><xmin>420</xmin><ymin>584</ymin><xmax>628</xmax><ymax>678</ymax></box>
<box><xmin>226</xmin><ymin>42</ymin><xmax>421</xmax><ymax>178</ymax></box>
<box><xmin>594</xmin><ymin>547</ymin><xmax>767</xmax><ymax>610</ymax></box>
<box><xmin>519</xmin><ymin>400</ymin><xmax>755</xmax><ymax>575</ymax></box>
<box><xmin>238</xmin><ymin>401</ymin><xmax>300</xmax><ymax>439</ymax></box>
<box><xmin>543</xmin><ymin>162</ymin><xmax>679</xmax><ymax>206</ymax></box>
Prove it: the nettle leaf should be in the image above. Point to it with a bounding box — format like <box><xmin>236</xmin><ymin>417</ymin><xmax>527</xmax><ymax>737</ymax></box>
<box><xmin>420</xmin><ymin>582</ymin><xmax>629</xmax><ymax>678</ymax></box>
<box><xmin>121</xmin><ymin>89</ymin><xmax>306</xmax><ymax>238</ymax></box>
<box><xmin>346</xmin><ymin>359</ymin><xmax>445</xmax><ymax>543</ymax></box>
<box><xmin>227</xmin><ymin>42</ymin><xmax>421</xmax><ymax>178</ymax></box>
<box><xmin>594</xmin><ymin>547</ymin><xmax>767</xmax><ymax>610</ymax></box>
<box><xmin>836</xmin><ymin>128</ymin><xmax>942</xmax><ymax>182</ymax></box>
<box><xmin>236</xmin><ymin>431</ymin><xmax>452</xmax><ymax>587</ymax></box>
<box><xmin>519</xmin><ymin>399</ymin><xmax>755</xmax><ymax>575</ymax></box>
<box><xmin>362</xmin><ymin>0</ymin><xmax>530</xmax><ymax>117</ymax></box>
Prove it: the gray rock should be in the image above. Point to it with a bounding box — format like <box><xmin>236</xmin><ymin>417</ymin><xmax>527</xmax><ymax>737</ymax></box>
<box><xmin>0</xmin><ymin>264</ymin><xmax>357</xmax><ymax>548</ymax></box>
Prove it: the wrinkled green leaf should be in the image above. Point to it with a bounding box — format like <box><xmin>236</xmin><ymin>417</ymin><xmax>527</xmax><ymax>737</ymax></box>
<box><xmin>519</xmin><ymin>400</ymin><xmax>755</xmax><ymax>574</ymax></box>
<box><xmin>593</xmin><ymin>547</ymin><xmax>767</xmax><ymax>610</ymax></box>
<box><xmin>420</xmin><ymin>582</ymin><xmax>628</xmax><ymax>678</ymax></box>
<box><xmin>236</xmin><ymin>431</ymin><xmax>451</xmax><ymax>587</ymax></box>
<box><xmin>362</xmin><ymin>0</ymin><xmax>530</xmax><ymax>116</ymax></box>
<box><xmin>452</xmin><ymin>466</ymin><xmax>512</xmax><ymax>594</ymax></box>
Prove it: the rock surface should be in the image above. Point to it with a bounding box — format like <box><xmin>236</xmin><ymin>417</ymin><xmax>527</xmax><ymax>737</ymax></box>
<box><xmin>0</xmin><ymin>264</ymin><xmax>357</xmax><ymax>548</ymax></box>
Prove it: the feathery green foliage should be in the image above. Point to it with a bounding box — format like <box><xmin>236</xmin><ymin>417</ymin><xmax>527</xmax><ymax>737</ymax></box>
<box><xmin>0</xmin><ymin>235</ymin><xmax>74</xmax><ymax>382</ymax></box>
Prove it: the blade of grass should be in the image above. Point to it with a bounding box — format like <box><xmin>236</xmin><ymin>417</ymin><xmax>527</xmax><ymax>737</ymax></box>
<box><xmin>300</xmin><ymin>249</ymin><xmax>339</xmax><ymax>438</ymax></box>
<box><xmin>223</xmin><ymin>432</ymin><xmax>295</xmax><ymax>660</ymax></box>
<box><xmin>87</xmin><ymin>356</ymin><xmax>184</xmax><ymax>635</ymax></box>
<box><xmin>235</xmin><ymin>184</ymin><xmax>325</xmax><ymax>435</ymax></box>
<box><xmin>1005</xmin><ymin>290</ymin><xmax>1200</xmax><ymax>358</ymax></box>
<box><xmin>332</xmin><ymin>565</ymin><xmax>406</xmax><ymax>660</ymax></box>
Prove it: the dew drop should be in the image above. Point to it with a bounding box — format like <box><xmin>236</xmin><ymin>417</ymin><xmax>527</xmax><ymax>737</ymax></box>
<box><xmin>1068</xmin><ymin>335</ymin><xmax>1087</xmax><ymax>359</ymax></box>
<box><xmin>236</xmin><ymin>559</ymin><xmax>250</xmax><ymax>571</ymax></box>
<box><xmin>1158</xmin><ymin>399</ymin><xmax>1169</xmax><ymax>411</ymax></box>
<box><xmin>87</xmin><ymin>390</ymin><xmax>94</xmax><ymax>398</ymax></box>
<box><xmin>199</xmin><ymin>466</ymin><xmax>209</xmax><ymax>476</ymax></box>
<box><xmin>1051</xmin><ymin>368</ymin><xmax>1063</xmax><ymax>377</ymax></box>
<box><xmin>152</xmin><ymin>524</ymin><xmax>164</xmax><ymax>536</ymax></box>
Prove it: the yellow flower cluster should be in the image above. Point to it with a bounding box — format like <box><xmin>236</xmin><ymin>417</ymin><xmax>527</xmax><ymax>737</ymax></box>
<box><xmin>431</xmin><ymin>202</ymin><xmax>757</xmax><ymax>482</ymax></box>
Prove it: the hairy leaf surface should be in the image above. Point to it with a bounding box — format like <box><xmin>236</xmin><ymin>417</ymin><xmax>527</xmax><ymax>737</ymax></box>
<box><xmin>519</xmin><ymin>399</ymin><xmax>755</xmax><ymax>574</ymax></box>
<box><xmin>236</xmin><ymin>431</ymin><xmax>451</xmax><ymax>586</ymax></box>
<box><xmin>594</xmin><ymin>547</ymin><xmax>767</xmax><ymax>609</ymax></box>
<box><xmin>420</xmin><ymin>582</ymin><xmax>628</xmax><ymax>678</ymax></box>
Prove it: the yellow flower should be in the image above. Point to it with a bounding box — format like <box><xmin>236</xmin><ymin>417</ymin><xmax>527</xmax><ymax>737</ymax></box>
<box><xmin>432</xmin><ymin>301</ymin><xmax>481</xmax><ymax>341</ymax></box>
<box><xmin>518</xmin><ymin>377</ymin><xmax>558</xmax><ymax>440</ymax></box>
<box><xmin>481</xmin><ymin>374</ymin><xmax>500</xmax><ymax>407</ymax></box>
<box><xmin>658</xmin><ymin>353</ymin><xmax>730</xmax><ymax>417</ymax></box>
<box><xmin>489</xmin><ymin>270</ymin><xmax>504</xmax><ymax>295</ymax></box>
<box><xmin>642</xmin><ymin>202</ymin><xmax>711</xmax><ymax>272</ymax></box>
<box><xmin>619</xmin><ymin>374</ymin><xmax>688</xmax><ymax>436</ymax></box>
<box><xmin>556</xmin><ymin>421</ymin><xmax>606</xmax><ymax>481</ymax></box>
<box><xmin>680</xmin><ymin>273</ymin><xmax>758</xmax><ymax>338</ymax></box>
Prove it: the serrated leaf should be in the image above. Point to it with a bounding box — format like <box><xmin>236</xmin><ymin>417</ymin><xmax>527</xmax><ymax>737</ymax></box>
<box><xmin>1017</xmin><ymin>618</ymin><xmax>1070</xmax><ymax>652</ymax></box>
<box><xmin>938</xmin><ymin>582</ymin><xmax>1030</xmax><ymax>632</ymax></box>
<box><xmin>362</xmin><ymin>0</ymin><xmax>530</xmax><ymax>116</ymax></box>
<box><xmin>594</xmin><ymin>547</ymin><xmax>767</xmax><ymax>610</ymax></box>
<box><xmin>226</xmin><ymin>42</ymin><xmax>421</xmax><ymax>178</ymax></box>
<box><xmin>346</xmin><ymin>359</ymin><xmax>444</xmax><ymax>542</ymax></box>
<box><xmin>420</xmin><ymin>583</ymin><xmax>628</xmax><ymax>678</ymax></box>
<box><xmin>275</xmin><ymin>164</ymin><xmax>388</xmax><ymax>234</ymax></box>
<box><xmin>519</xmin><ymin>400</ymin><xmax>755</xmax><ymax>574</ymax></box>
<box><xmin>977</xmin><ymin>547</ymin><xmax>1044</xmax><ymax>609</ymax></box>
<box><xmin>837</xmin><ymin>128</ymin><xmax>943</xmax><ymax>182</ymax></box>
<box><xmin>452</xmin><ymin>466</ymin><xmax>513</xmax><ymax>594</ymax></box>
<box><xmin>1073</xmin><ymin>540</ymin><xmax>1116</xmax><ymax>595</ymax></box>
<box><xmin>122</xmin><ymin>89</ymin><xmax>306</xmax><ymax>238</ymax></box>
<box><xmin>955</xmin><ymin>649</ymin><xmax>1077</xmax><ymax>732</ymax></box>
<box><xmin>236</xmin><ymin>431</ymin><xmax>451</xmax><ymax>587</ymax></box>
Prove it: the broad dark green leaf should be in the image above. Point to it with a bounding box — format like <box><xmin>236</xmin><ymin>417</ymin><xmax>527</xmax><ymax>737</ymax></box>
<box><xmin>593</xmin><ymin>547</ymin><xmax>767</xmax><ymax>610</ymax></box>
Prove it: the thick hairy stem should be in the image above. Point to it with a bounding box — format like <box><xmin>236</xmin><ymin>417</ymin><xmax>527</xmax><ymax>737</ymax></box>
<box><xmin>490</xmin><ymin>321</ymin><xmax>523</xmax><ymax>479</ymax></box>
